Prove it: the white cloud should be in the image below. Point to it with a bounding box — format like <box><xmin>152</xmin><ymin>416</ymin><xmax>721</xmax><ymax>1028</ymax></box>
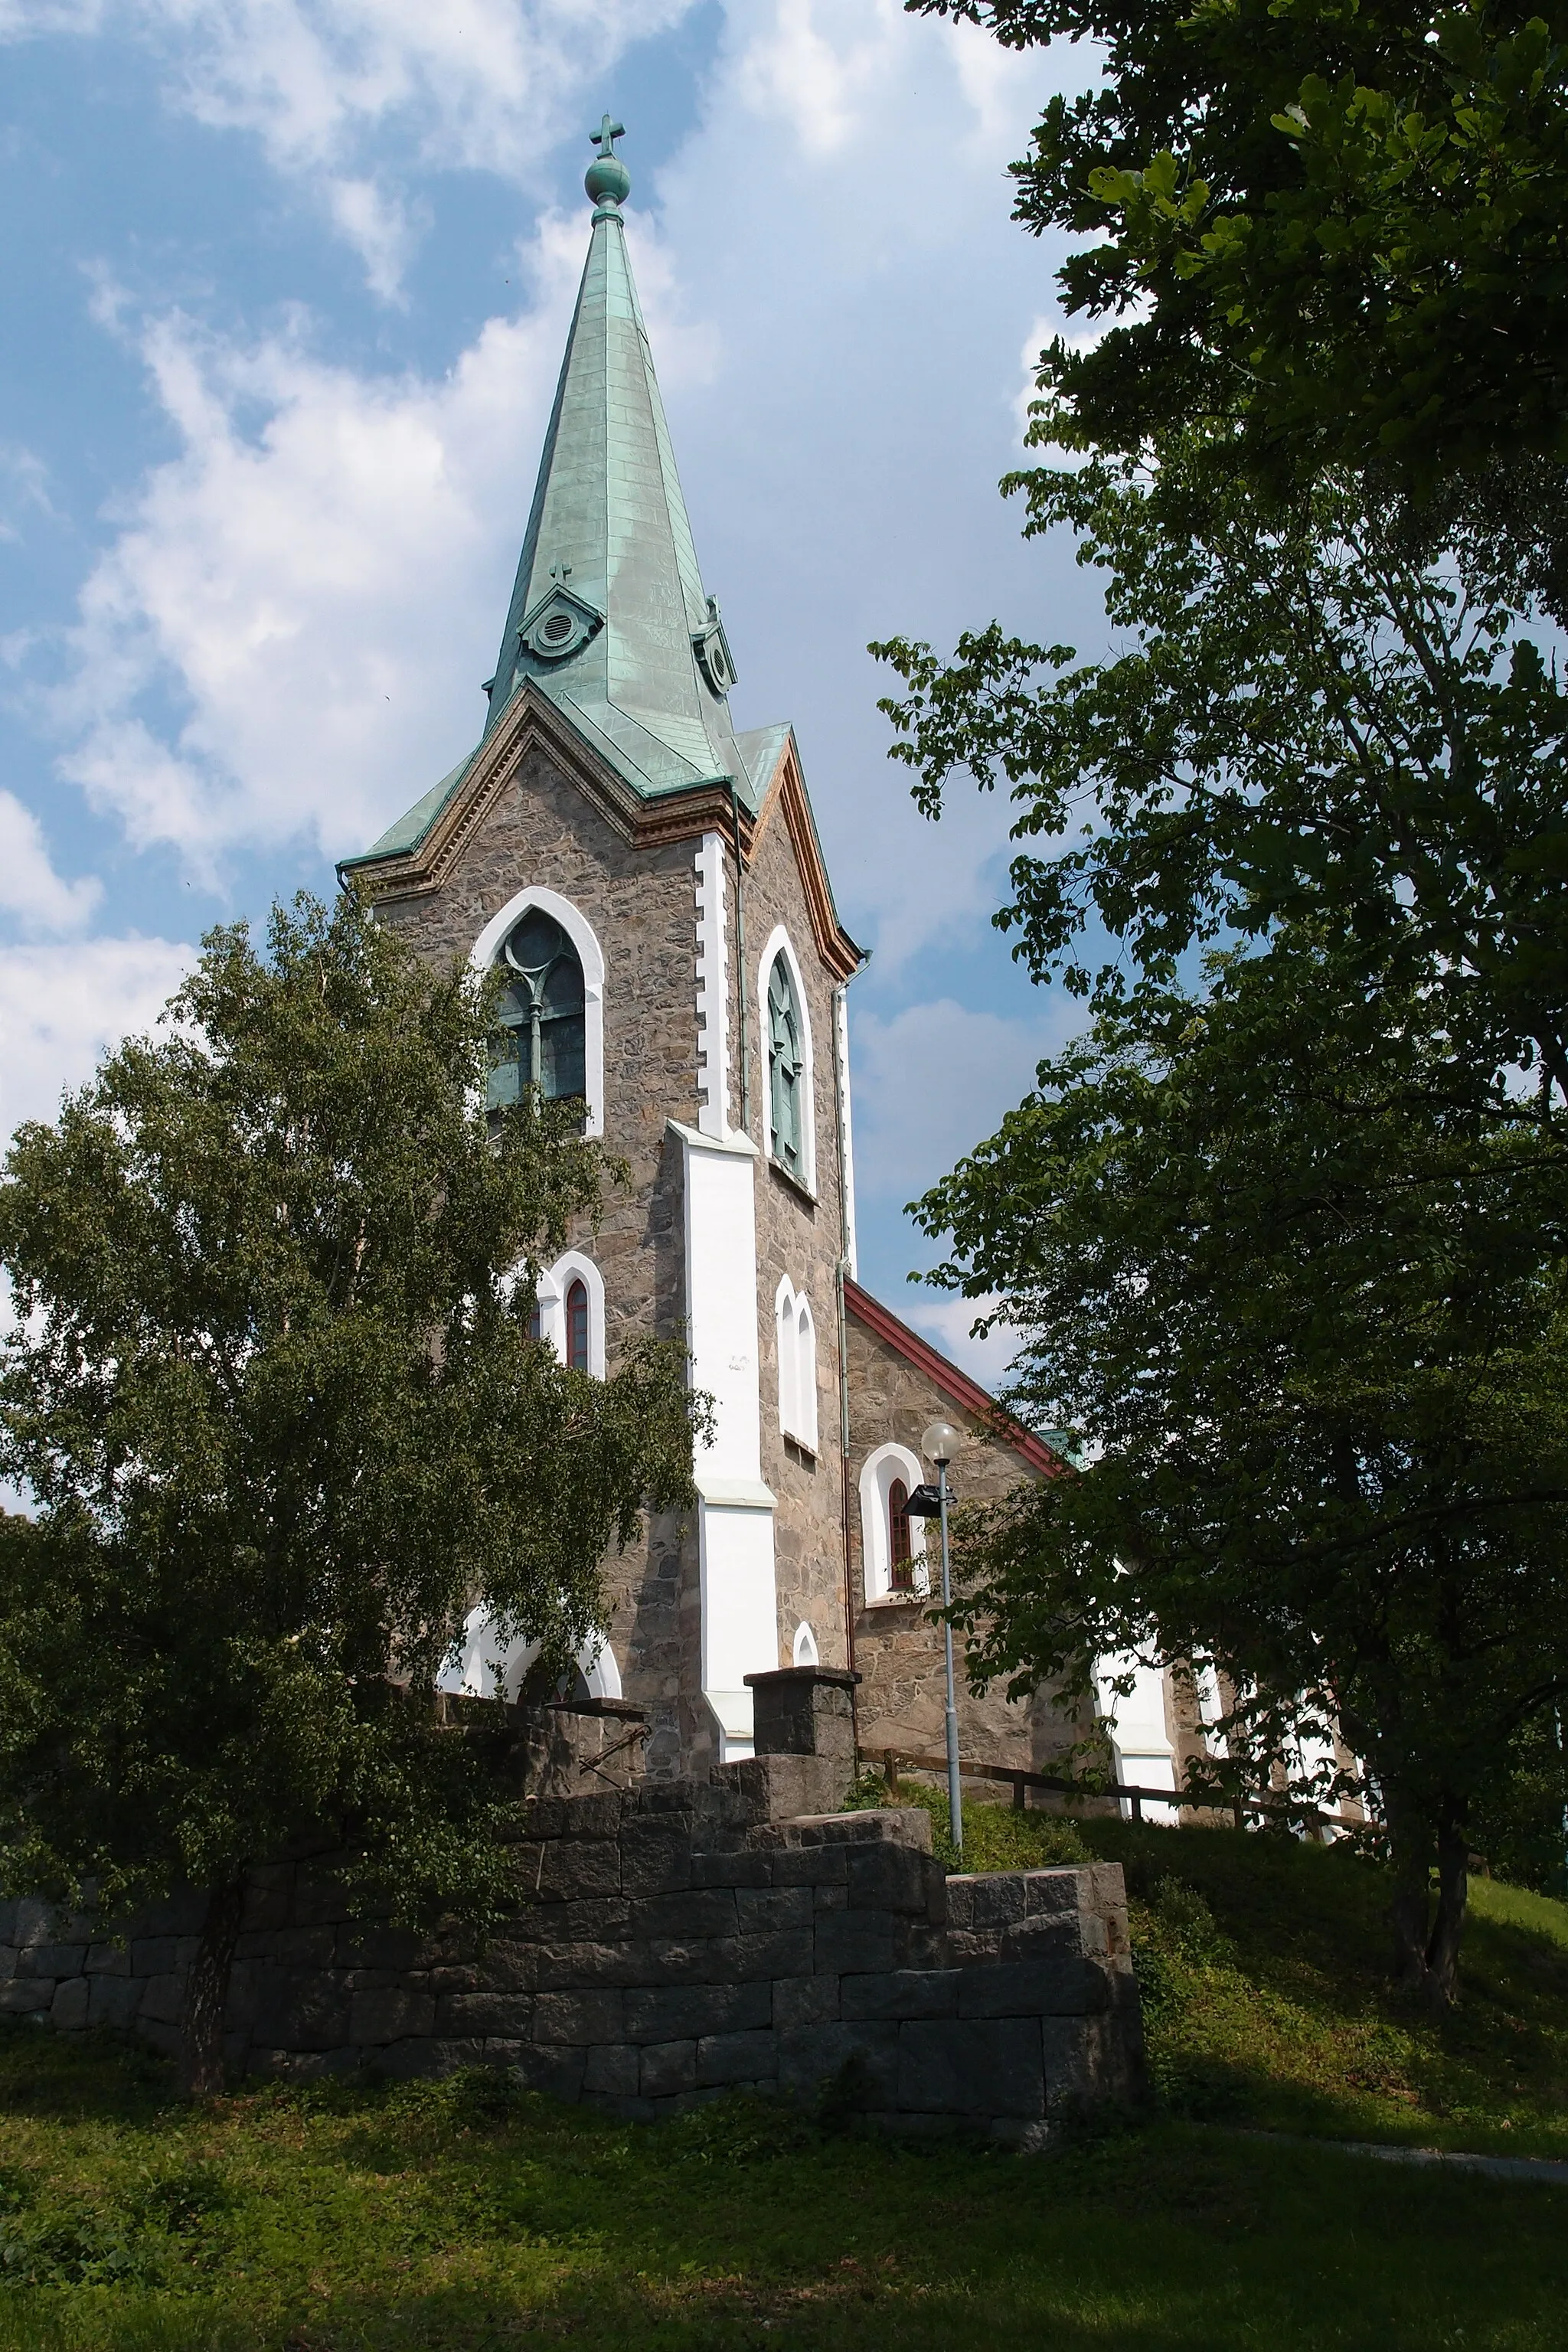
<box><xmin>1</xmin><ymin>0</ymin><xmax>699</xmax><ymax>292</ymax></box>
<box><xmin>0</xmin><ymin>442</ymin><xmax>57</xmax><ymax>544</ymax></box>
<box><xmin>0</xmin><ymin>935</ymin><xmax>191</xmax><ymax>1138</ymax></box>
<box><xmin>850</xmin><ymin>995</ymin><xmax>1056</xmax><ymax>1208</ymax></box>
<box><xmin>0</xmin><ymin>792</ymin><xmax>100</xmax><ymax>934</ymax></box>
<box><xmin>49</xmin><ymin>217</ymin><xmax>594</xmax><ymax>874</ymax></box>
<box><xmin>903</xmin><ymin>1289</ymin><xmax>1023</xmax><ymax>1394</ymax></box>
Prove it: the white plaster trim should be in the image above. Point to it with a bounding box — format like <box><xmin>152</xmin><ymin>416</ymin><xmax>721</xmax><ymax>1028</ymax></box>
<box><xmin>536</xmin><ymin>1247</ymin><xmax>606</xmax><ymax>1379</ymax></box>
<box><xmin>667</xmin><ymin>1118</ymin><xmax>756</xmax><ymax>1159</ymax></box>
<box><xmin>695</xmin><ymin>1475</ymin><xmax>777</xmax><ymax>1508</ymax></box>
<box><xmin>858</xmin><ymin>1440</ymin><xmax>928</xmax><ymax>1606</ymax></box>
<box><xmin>757</xmin><ymin>923</ymin><xmax>816</xmax><ymax>1192</ymax></box>
<box><xmin>793</xmin><ymin>1622</ymin><xmax>820</xmax><ymax>1668</ymax></box>
<box><xmin>834</xmin><ymin>986</ymin><xmax>858</xmax><ymax>1280</ymax></box>
<box><xmin>469</xmin><ymin>884</ymin><xmax>606</xmax><ymax>1138</ymax></box>
<box><xmin>676</xmin><ymin>1117</ymin><xmax>776</xmax><ymax>1760</ymax></box>
<box><xmin>1096</xmin><ymin>1655</ymin><xmax>1180</xmax><ymax>1822</ymax></box>
<box><xmin>694</xmin><ymin>832</ymin><xmax>730</xmax><ymax>1140</ymax></box>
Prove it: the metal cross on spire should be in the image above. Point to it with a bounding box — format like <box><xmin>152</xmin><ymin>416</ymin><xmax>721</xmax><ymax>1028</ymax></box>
<box><xmin>590</xmin><ymin>114</ymin><xmax>625</xmax><ymax>158</ymax></box>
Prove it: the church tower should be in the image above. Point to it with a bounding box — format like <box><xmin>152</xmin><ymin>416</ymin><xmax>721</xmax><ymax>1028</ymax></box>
<box><xmin>341</xmin><ymin>121</ymin><xmax>865</xmax><ymax>1775</ymax></box>
<box><xmin>341</xmin><ymin>121</ymin><xmax>1178</xmax><ymax>1808</ymax></box>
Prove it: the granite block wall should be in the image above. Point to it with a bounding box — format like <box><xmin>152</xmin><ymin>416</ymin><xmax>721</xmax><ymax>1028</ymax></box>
<box><xmin>0</xmin><ymin>1749</ymin><xmax>1145</xmax><ymax>2145</ymax></box>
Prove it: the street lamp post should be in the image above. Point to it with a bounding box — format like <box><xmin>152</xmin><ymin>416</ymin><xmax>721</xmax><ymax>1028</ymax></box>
<box><xmin>922</xmin><ymin>1420</ymin><xmax>963</xmax><ymax>1860</ymax></box>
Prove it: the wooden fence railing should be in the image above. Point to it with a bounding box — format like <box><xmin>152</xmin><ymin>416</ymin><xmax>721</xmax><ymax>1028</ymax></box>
<box><xmin>861</xmin><ymin>1746</ymin><xmax>1365</xmax><ymax>1835</ymax></box>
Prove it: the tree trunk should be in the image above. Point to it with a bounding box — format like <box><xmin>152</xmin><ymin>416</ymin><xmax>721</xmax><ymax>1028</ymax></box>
<box><xmin>1384</xmin><ymin>1791</ymin><xmax>1468</xmax><ymax>2011</ymax></box>
<box><xmin>1389</xmin><ymin>1860</ymin><xmax>1432</xmax><ymax>1991</ymax></box>
<box><xmin>179</xmin><ymin>1874</ymin><xmax>245</xmax><ymax>2101</ymax></box>
<box><xmin>1423</xmin><ymin>1803</ymin><xmax>1469</xmax><ymax>2012</ymax></box>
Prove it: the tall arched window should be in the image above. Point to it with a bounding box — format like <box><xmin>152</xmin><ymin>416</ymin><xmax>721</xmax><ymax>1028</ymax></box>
<box><xmin>488</xmin><ymin>906</ymin><xmax>586</xmax><ymax>1112</ymax></box>
<box><xmin>767</xmin><ymin>951</ymin><xmax>804</xmax><ymax>1177</ymax></box>
<box><xmin>888</xmin><ymin>1478</ymin><xmax>913</xmax><ymax>1591</ymax></box>
<box><xmin>565</xmin><ymin>1277</ymin><xmax>590</xmax><ymax>1373</ymax></box>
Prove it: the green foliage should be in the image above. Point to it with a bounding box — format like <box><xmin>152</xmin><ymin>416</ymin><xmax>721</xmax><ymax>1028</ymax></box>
<box><xmin>907</xmin><ymin>0</ymin><xmax>1568</xmax><ymax>507</ymax></box>
<box><xmin>876</xmin><ymin>403</ymin><xmax>1568</xmax><ymax>1999</ymax></box>
<box><xmin>1466</xmin><ymin>1716</ymin><xmax>1568</xmax><ymax>1895</ymax></box>
<box><xmin>875</xmin><ymin>439</ymin><xmax>1568</xmax><ymax>1102</ymax></box>
<box><xmin>0</xmin><ymin>891</ymin><xmax>702</xmax><ymax>1942</ymax></box>
<box><xmin>846</xmin><ymin>1766</ymin><xmax>1091</xmax><ymax>1871</ymax></box>
<box><xmin>917</xmin><ymin>923</ymin><xmax>1568</xmax><ymax>1992</ymax></box>
<box><xmin>1076</xmin><ymin>1816</ymin><xmax>1568</xmax><ymax>2152</ymax></box>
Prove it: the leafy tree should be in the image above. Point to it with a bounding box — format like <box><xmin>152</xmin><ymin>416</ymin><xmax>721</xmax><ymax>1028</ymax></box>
<box><xmin>0</xmin><ymin>892</ymin><xmax>700</xmax><ymax>2096</ymax></box>
<box><xmin>874</xmin><ymin>437</ymin><xmax>1568</xmax><ymax>1103</ymax></box>
<box><xmin>923</xmin><ymin>931</ymin><xmax>1568</xmax><ymax>2003</ymax></box>
<box><xmin>910</xmin><ymin>0</ymin><xmax>1568</xmax><ymax>510</ymax></box>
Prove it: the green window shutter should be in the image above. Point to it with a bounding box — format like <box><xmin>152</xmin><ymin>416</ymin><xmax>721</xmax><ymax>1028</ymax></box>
<box><xmin>767</xmin><ymin>953</ymin><xmax>803</xmax><ymax>1174</ymax></box>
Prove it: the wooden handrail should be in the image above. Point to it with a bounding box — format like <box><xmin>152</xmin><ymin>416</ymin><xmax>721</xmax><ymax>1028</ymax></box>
<box><xmin>862</xmin><ymin>1746</ymin><xmax>1365</xmax><ymax>1834</ymax></box>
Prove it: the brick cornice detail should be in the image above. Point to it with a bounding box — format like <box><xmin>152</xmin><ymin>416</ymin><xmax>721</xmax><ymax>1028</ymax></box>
<box><xmin>843</xmin><ymin>1277</ymin><xmax>1063</xmax><ymax>1478</ymax></box>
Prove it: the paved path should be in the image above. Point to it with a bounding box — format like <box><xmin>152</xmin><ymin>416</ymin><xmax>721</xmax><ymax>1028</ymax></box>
<box><xmin>1222</xmin><ymin>2126</ymin><xmax>1568</xmax><ymax>2186</ymax></box>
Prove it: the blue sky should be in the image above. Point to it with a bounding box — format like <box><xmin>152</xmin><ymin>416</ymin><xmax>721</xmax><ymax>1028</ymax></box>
<box><xmin>0</xmin><ymin>0</ymin><xmax>1102</xmax><ymax>1382</ymax></box>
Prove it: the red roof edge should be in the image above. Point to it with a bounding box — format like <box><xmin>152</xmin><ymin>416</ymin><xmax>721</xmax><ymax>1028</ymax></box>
<box><xmin>842</xmin><ymin>1277</ymin><xmax>1063</xmax><ymax>1478</ymax></box>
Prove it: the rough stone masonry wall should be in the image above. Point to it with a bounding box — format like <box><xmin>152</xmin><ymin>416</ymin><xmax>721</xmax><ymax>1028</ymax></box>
<box><xmin>0</xmin><ymin>1702</ymin><xmax>1145</xmax><ymax>2145</ymax></box>
<box><xmin>844</xmin><ymin>1307</ymin><xmax>1087</xmax><ymax>1774</ymax></box>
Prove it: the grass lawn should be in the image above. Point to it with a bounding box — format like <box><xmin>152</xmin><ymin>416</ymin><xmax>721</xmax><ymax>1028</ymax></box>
<box><xmin>2</xmin><ymin>1805</ymin><xmax>1566</xmax><ymax>2350</ymax></box>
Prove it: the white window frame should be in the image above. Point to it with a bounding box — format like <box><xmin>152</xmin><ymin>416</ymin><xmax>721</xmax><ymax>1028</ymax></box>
<box><xmin>775</xmin><ymin>1276</ymin><xmax>818</xmax><ymax>1452</ymax></box>
<box><xmin>535</xmin><ymin>1248</ymin><xmax>606</xmax><ymax>1379</ymax></box>
<box><xmin>858</xmin><ymin>1440</ymin><xmax>928</xmax><ymax>1606</ymax></box>
<box><xmin>792</xmin><ymin>1621</ymin><xmax>820</xmax><ymax>1668</ymax></box>
<box><xmin>757</xmin><ymin>923</ymin><xmax>815</xmax><ymax>1194</ymax></box>
<box><xmin>470</xmin><ymin>886</ymin><xmax>606</xmax><ymax>1138</ymax></box>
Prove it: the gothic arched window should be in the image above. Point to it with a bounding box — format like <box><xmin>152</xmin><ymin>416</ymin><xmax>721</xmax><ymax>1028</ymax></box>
<box><xmin>767</xmin><ymin>951</ymin><xmax>804</xmax><ymax>1176</ymax></box>
<box><xmin>565</xmin><ymin>1277</ymin><xmax>590</xmax><ymax>1373</ymax></box>
<box><xmin>888</xmin><ymin>1478</ymin><xmax>913</xmax><ymax>1591</ymax></box>
<box><xmin>488</xmin><ymin>907</ymin><xmax>586</xmax><ymax>1112</ymax></box>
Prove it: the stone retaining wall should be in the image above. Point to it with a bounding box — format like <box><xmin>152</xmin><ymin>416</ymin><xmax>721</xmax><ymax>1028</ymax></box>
<box><xmin>0</xmin><ymin>1678</ymin><xmax>1146</xmax><ymax>2144</ymax></box>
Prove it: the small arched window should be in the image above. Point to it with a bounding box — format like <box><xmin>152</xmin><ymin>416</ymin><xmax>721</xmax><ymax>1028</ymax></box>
<box><xmin>888</xmin><ymin>1478</ymin><xmax>913</xmax><ymax>1590</ymax></box>
<box><xmin>489</xmin><ymin>907</ymin><xmax>586</xmax><ymax>1112</ymax></box>
<box><xmin>565</xmin><ymin>1277</ymin><xmax>590</xmax><ymax>1373</ymax></box>
<box><xmin>767</xmin><ymin>952</ymin><xmax>804</xmax><ymax>1177</ymax></box>
<box><xmin>776</xmin><ymin>1278</ymin><xmax>818</xmax><ymax>1452</ymax></box>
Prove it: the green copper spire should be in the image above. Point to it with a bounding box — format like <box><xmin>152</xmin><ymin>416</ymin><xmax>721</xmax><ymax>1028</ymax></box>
<box><xmin>479</xmin><ymin>117</ymin><xmax>747</xmax><ymax>800</ymax></box>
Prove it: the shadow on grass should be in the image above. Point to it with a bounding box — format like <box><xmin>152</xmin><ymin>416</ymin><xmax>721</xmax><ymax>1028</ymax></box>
<box><xmin>0</xmin><ymin>2020</ymin><xmax>177</xmax><ymax>2125</ymax></box>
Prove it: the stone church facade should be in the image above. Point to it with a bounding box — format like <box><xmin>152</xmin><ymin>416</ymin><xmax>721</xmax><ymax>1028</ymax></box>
<box><xmin>340</xmin><ymin>129</ymin><xmax>1184</xmax><ymax>1804</ymax></box>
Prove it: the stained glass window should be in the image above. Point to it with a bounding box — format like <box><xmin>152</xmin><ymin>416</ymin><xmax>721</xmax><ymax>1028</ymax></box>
<box><xmin>566</xmin><ymin>1277</ymin><xmax>590</xmax><ymax>1373</ymax></box>
<box><xmin>888</xmin><ymin>1478</ymin><xmax>913</xmax><ymax>1590</ymax></box>
<box><xmin>767</xmin><ymin>952</ymin><xmax>804</xmax><ymax>1176</ymax></box>
<box><xmin>488</xmin><ymin>908</ymin><xmax>586</xmax><ymax>1112</ymax></box>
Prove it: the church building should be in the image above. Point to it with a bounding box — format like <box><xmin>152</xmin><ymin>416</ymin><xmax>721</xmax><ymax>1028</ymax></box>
<box><xmin>339</xmin><ymin>122</ymin><xmax>1187</xmax><ymax>1802</ymax></box>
